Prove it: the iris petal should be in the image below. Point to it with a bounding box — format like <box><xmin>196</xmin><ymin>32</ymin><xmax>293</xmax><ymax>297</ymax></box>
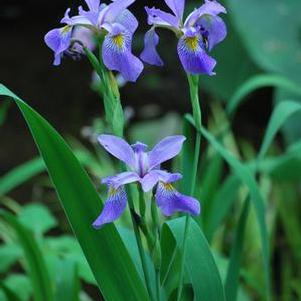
<box><xmin>148</xmin><ymin>135</ymin><xmax>186</xmax><ymax>170</ymax></box>
<box><xmin>177</xmin><ymin>32</ymin><xmax>216</xmax><ymax>75</ymax></box>
<box><xmin>145</xmin><ymin>7</ymin><xmax>180</xmax><ymax>28</ymax></box>
<box><xmin>93</xmin><ymin>186</ymin><xmax>127</xmax><ymax>228</ymax></box>
<box><xmin>140</xmin><ymin>28</ymin><xmax>164</xmax><ymax>66</ymax></box>
<box><xmin>102</xmin><ymin>24</ymin><xmax>143</xmax><ymax>82</ymax></box>
<box><xmin>164</xmin><ymin>0</ymin><xmax>185</xmax><ymax>20</ymax></box>
<box><xmin>155</xmin><ymin>182</ymin><xmax>200</xmax><ymax>216</ymax></box>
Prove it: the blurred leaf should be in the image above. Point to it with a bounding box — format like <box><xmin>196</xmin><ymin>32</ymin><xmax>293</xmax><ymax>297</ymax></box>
<box><xmin>228</xmin><ymin>0</ymin><xmax>301</xmax><ymax>84</ymax></box>
<box><xmin>0</xmin><ymin>84</ymin><xmax>149</xmax><ymax>301</ymax></box>
<box><xmin>168</xmin><ymin>284</ymin><xmax>194</xmax><ymax>301</ymax></box>
<box><xmin>225</xmin><ymin>198</ymin><xmax>250</xmax><ymax>301</ymax></box>
<box><xmin>227</xmin><ymin>74</ymin><xmax>301</xmax><ymax>116</ymax></box>
<box><xmin>54</xmin><ymin>259</ymin><xmax>80</xmax><ymax>301</ymax></box>
<box><xmin>258</xmin><ymin>100</ymin><xmax>301</xmax><ymax>160</ymax></box>
<box><xmin>205</xmin><ymin>175</ymin><xmax>240</xmax><ymax>241</ymax></box>
<box><xmin>0</xmin><ymin>283</ymin><xmax>22</xmax><ymax>301</ymax></box>
<box><xmin>164</xmin><ymin>217</ymin><xmax>226</xmax><ymax>301</ymax></box>
<box><xmin>0</xmin><ymin>243</ymin><xmax>22</xmax><ymax>273</ymax></box>
<box><xmin>18</xmin><ymin>203</ymin><xmax>57</xmax><ymax>236</ymax></box>
<box><xmin>4</xmin><ymin>274</ymin><xmax>32</xmax><ymax>301</ymax></box>
<box><xmin>185</xmin><ymin>116</ymin><xmax>270</xmax><ymax>299</ymax></box>
<box><xmin>130</xmin><ymin>113</ymin><xmax>182</xmax><ymax>147</ymax></box>
<box><xmin>0</xmin><ymin>211</ymin><xmax>53</xmax><ymax>301</ymax></box>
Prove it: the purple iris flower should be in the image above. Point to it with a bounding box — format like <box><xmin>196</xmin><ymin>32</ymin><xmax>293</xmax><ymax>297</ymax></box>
<box><xmin>93</xmin><ymin>134</ymin><xmax>200</xmax><ymax>228</ymax></box>
<box><xmin>140</xmin><ymin>0</ymin><xmax>227</xmax><ymax>75</ymax></box>
<box><xmin>44</xmin><ymin>0</ymin><xmax>143</xmax><ymax>82</ymax></box>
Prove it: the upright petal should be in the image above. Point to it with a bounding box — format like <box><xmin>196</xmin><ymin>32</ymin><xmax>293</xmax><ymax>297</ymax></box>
<box><xmin>115</xmin><ymin>9</ymin><xmax>139</xmax><ymax>34</ymax></box>
<box><xmin>155</xmin><ymin>182</ymin><xmax>200</xmax><ymax>216</ymax></box>
<box><xmin>44</xmin><ymin>27</ymin><xmax>72</xmax><ymax>66</ymax></box>
<box><xmin>102</xmin><ymin>171</ymin><xmax>140</xmax><ymax>188</ymax></box>
<box><xmin>164</xmin><ymin>0</ymin><xmax>185</xmax><ymax>20</ymax></box>
<box><xmin>98</xmin><ymin>134</ymin><xmax>136</xmax><ymax>168</ymax></box>
<box><xmin>140</xmin><ymin>28</ymin><xmax>164</xmax><ymax>66</ymax></box>
<box><xmin>197</xmin><ymin>15</ymin><xmax>227</xmax><ymax>51</ymax></box>
<box><xmin>177</xmin><ymin>31</ymin><xmax>216</xmax><ymax>75</ymax></box>
<box><xmin>145</xmin><ymin>7</ymin><xmax>180</xmax><ymax>28</ymax></box>
<box><xmin>93</xmin><ymin>186</ymin><xmax>127</xmax><ymax>228</ymax></box>
<box><xmin>101</xmin><ymin>0</ymin><xmax>135</xmax><ymax>24</ymax></box>
<box><xmin>184</xmin><ymin>0</ymin><xmax>226</xmax><ymax>27</ymax></box>
<box><xmin>148</xmin><ymin>135</ymin><xmax>186</xmax><ymax>170</ymax></box>
<box><xmin>140</xmin><ymin>170</ymin><xmax>182</xmax><ymax>192</ymax></box>
<box><xmin>102</xmin><ymin>24</ymin><xmax>143</xmax><ymax>82</ymax></box>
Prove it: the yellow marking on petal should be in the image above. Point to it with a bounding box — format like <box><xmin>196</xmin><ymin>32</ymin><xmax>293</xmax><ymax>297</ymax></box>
<box><xmin>113</xmin><ymin>34</ymin><xmax>125</xmax><ymax>49</ymax></box>
<box><xmin>108</xmin><ymin>186</ymin><xmax>118</xmax><ymax>196</ymax></box>
<box><xmin>162</xmin><ymin>183</ymin><xmax>174</xmax><ymax>191</ymax></box>
<box><xmin>61</xmin><ymin>25</ymin><xmax>71</xmax><ymax>34</ymax></box>
<box><xmin>185</xmin><ymin>36</ymin><xmax>199</xmax><ymax>51</ymax></box>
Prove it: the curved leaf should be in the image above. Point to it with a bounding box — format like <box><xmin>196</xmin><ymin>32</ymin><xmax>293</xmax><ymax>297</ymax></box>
<box><xmin>0</xmin><ymin>84</ymin><xmax>149</xmax><ymax>301</ymax></box>
<box><xmin>0</xmin><ymin>210</ymin><xmax>53</xmax><ymax>301</ymax></box>
<box><xmin>164</xmin><ymin>217</ymin><xmax>226</xmax><ymax>301</ymax></box>
<box><xmin>227</xmin><ymin>74</ymin><xmax>301</xmax><ymax>115</ymax></box>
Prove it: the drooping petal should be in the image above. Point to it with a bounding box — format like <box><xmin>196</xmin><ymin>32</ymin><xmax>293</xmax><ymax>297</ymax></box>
<box><xmin>140</xmin><ymin>170</ymin><xmax>182</xmax><ymax>192</ymax></box>
<box><xmin>102</xmin><ymin>24</ymin><xmax>143</xmax><ymax>82</ymax></box>
<box><xmin>115</xmin><ymin>9</ymin><xmax>139</xmax><ymax>34</ymax></box>
<box><xmin>184</xmin><ymin>0</ymin><xmax>226</xmax><ymax>27</ymax></box>
<box><xmin>102</xmin><ymin>171</ymin><xmax>140</xmax><ymax>188</ymax></box>
<box><xmin>148</xmin><ymin>135</ymin><xmax>186</xmax><ymax>170</ymax></box>
<box><xmin>177</xmin><ymin>30</ymin><xmax>216</xmax><ymax>75</ymax></box>
<box><xmin>145</xmin><ymin>7</ymin><xmax>180</xmax><ymax>28</ymax></box>
<box><xmin>197</xmin><ymin>15</ymin><xmax>227</xmax><ymax>51</ymax></box>
<box><xmin>92</xmin><ymin>186</ymin><xmax>127</xmax><ymax>228</ymax></box>
<box><xmin>44</xmin><ymin>27</ymin><xmax>72</xmax><ymax>65</ymax></box>
<box><xmin>101</xmin><ymin>0</ymin><xmax>135</xmax><ymax>24</ymax></box>
<box><xmin>98</xmin><ymin>134</ymin><xmax>136</xmax><ymax>168</ymax></box>
<box><xmin>155</xmin><ymin>182</ymin><xmax>200</xmax><ymax>216</ymax></box>
<box><xmin>164</xmin><ymin>0</ymin><xmax>185</xmax><ymax>20</ymax></box>
<box><xmin>140</xmin><ymin>28</ymin><xmax>163</xmax><ymax>66</ymax></box>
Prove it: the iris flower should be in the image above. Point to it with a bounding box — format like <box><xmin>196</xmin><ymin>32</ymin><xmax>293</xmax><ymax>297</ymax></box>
<box><xmin>140</xmin><ymin>0</ymin><xmax>227</xmax><ymax>75</ymax></box>
<box><xmin>93</xmin><ymin>134</ymin><xmax>200</xmax><ymax>228</ymax></box>
<box><xmin>44</xmin><ymin>0</ymin><xmax>143</xmax><ymax>82</ymax></box>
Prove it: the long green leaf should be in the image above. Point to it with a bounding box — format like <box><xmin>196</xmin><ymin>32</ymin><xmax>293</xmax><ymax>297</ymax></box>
<box><xmin>186</xmin><ymin>115</ymin><xmax>270</xmax><ymax>299</ymax></box>
<box><xmin>227</xmin><ymin>74</ymin><xmax>301</xmax><ymax>115</ymax></box>
<box><xmin>0</xmin><ymin>210</ymin><xmax>53</xmax><ymax>301</ymax></box>
<box><xmin>225</xmin><ymin>198</ymin><xmax>250</xmax><ymax>301</ymax></box>
<box><xmin>0</xmin><ymin>84</ymin><xmax>149</xmax><ymax>301</ymax></box>
<box><xmin>258</xmin><ymin>100</ymin><xmax>301</xmax><ymax>160</ymax></box>
<box><xmin>164</xmin><ymin>217</ymin><xmax>226</xmax><ymax>301</ymax></box>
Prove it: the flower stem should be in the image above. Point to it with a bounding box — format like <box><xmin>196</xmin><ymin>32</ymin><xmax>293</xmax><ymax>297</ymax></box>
<box><xmin>176</xmin><ymin>74</ymin><xmax>202</xmax><ymax>301</ymax></box>
<box><xmin>127</xmin><ymin>188</ymin><xmax>156</xmax><ymax>301</ymax></box>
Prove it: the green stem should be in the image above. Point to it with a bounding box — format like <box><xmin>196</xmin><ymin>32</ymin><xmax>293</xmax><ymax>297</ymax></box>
<box><xmin>127</xmin><ymin>188</ymin><xmax>155</xmax><ymax>301</ymax></box>
<box><xmin>176</xmin><ymin>74</ymin><xmax>202</xmax><ymax>301</ymax></box>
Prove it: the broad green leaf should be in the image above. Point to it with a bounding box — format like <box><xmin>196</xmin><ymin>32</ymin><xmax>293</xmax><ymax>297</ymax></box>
<box><xmin>164</xmin><ymin>217</ymin><xmax>226</xmax><ymax>301</ymax></box>
<box><xmin>228</xmin><ymin>0</ymin><xmax>301</xmax><ymax>85</ymax></box>
<box><xmin>0</xmin><ymin>211</ymin><xmax>53</xmax><ymax>301</ymax></box>
<box><xmin>227</xmin><ymin>74</ymin><xmax>301</xmax><ymax>116</ymax></box>
<box><xmin>0</xmin><ymin>283</ymin><xmax>22</xmax><ymax>301</ymax></box>
<box><xmin>0</xmin><ymin>84</ymin><xmax>149</xmax><ymax>301</ymax></box>
<box><xmin>54</xmin><ymin>259</ymin><xmax>80</xmax><ymax>301</ymax></box>
<box><xmin>0</xmin><ymin>243</ymin><xmax>22</xmax><ymax>273</ymax></box>
<box><xmin>4</xmin><ymin>274</ymin><xmax>32</xmax><ymax>301</ymax></box>
<box><xmin>18</xmin><ymin>203</ymin><xmax>57</xmax><ymax>236</ymax></box>
<box><xmin>186</xmin><ymin>116</ymin><xmax>270</xmax><ymax>299</ymax></box>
